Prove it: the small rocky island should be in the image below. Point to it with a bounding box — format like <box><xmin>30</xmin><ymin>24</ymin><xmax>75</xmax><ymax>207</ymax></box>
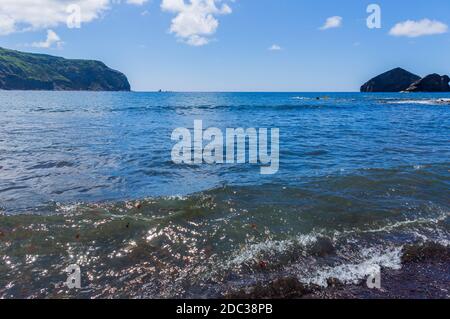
<box><xmin>405</xmin><ymin>74</ymin><xmax>450</xmax><ymax>92</ymax></box>
<box><xmin>361</xmin><ymin>67</ymin><xmax>450</xmax><ymax>92</ymax></box>
<box><xmin>0</xmin><ymin>47</ymin><xmax>130</xmax><ymax>91</ymax></box>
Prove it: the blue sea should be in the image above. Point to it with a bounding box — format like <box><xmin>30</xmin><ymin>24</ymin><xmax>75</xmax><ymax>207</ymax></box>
<box><xmin>0</xmin><ymin>92</ymin><xmax>449</xmax><ymax>298</ymax></box>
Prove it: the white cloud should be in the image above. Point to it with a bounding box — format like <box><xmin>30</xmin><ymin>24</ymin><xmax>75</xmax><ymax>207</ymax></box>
<box><xmin>0</xmin><ymin>0</ymin><xmax>234</xmax><ymax>47</ymax></box>
<box><xmin>185</xmin><ymin>34</ymin><xmax>209</xmax><ymax>46</ymax></box>
<box><xmin>389</xmin><ymin>19</ymin><xmax>448</xmax><ymax>38</ymax></box>
<box><xmin>127</xmin><ymin>0</ymin><xmax>148</xmax><ymax>5</ymax></box>
<box><xmin>0</xmin><ymin>14</ymin><xmax>16</xmax><ymax>35</ymax></box>
<box><xmin>161</xmin><ymin>0</ymin><xmax>232</xmax><ymax>46</ymax></box>
<box><xmin>32</xmin><ymin>29</ymin><xmax>63</xmax><ymax>48</ymax></box>
<box><xmin>0</xmin><ymin>0</ymin><xmax>150</xmax><ymax>35</ymax></box>
<box><xmin>268</xmin><ymin>44</ymin><xmax>282</xmax><ymax>51</ymax></box>
<box><xmin>0</xmin><ymin>0</ymin><xmax>110</xmax><ymax>35</ymax></box>
<box><xmin>320</xmin><ymin>16</ymin><xmax>343</xmax><ymax>30</ymax></box>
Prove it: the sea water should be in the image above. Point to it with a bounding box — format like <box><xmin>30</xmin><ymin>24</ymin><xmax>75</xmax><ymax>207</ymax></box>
<box><xmin>0</xmin><ymin>91</ymin><xmax>449</xmax><ymax>298</ymax></box>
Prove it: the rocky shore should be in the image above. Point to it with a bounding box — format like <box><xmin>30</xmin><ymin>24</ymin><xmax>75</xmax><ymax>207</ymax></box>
<box><xmin>224</xmin><ymin>243</ymin><xmax>450</xmax><ymax>299</ymax></box>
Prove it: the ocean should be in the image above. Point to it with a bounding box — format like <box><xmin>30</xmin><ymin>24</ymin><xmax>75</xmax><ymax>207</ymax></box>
<box><xmin>0</xmin><ymin>91</ymin><xmax>449</xmax><ymax>298</ymax></box>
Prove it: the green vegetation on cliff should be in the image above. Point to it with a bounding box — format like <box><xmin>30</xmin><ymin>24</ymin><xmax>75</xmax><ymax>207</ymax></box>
<box><xmin>0</xmin><ymin>47</ymin><xmax>130</xmax><ymax>91</ymax></box>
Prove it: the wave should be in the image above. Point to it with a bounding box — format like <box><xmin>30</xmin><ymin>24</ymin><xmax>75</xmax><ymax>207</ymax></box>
<box><xmin>382</xmin><ymin>98</ymin><xmax>450</xmax><ymax>105</ymax></box>
<box><xmin>0</xmin><ymin>164</ymin><xmax>449</xmax><ymax>298</ymax></box>
<box><xmin>298</xmin><ymin>246</ymin><xmax>403</xmax><ymax>287</ymax></box>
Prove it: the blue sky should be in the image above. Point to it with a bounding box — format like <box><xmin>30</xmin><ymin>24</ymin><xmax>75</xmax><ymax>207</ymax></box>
<box><xmin>1</xmin><ymin>0</ymin><xmax>450</xmax><ymax>91</ymax></box>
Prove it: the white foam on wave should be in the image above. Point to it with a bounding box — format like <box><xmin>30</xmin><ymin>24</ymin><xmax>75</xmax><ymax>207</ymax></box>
<box><xmin>299</xmin><ymin>246</ymin><xmax>403</xmax><ymax>287</ymax></box>
<box><xmin>55</xmin><ymin>202</ymin><xmax>84</xmax><ymax>214</ymax></box>
<box><xmin>220</xmin><ymin>208</ymin><xmax>448</xmax><ymax>273</ymax></box>
<box><xmin>387</xmin><ymin>98</ymin><xmax>450</xmax><ymax>105</ymax></box>
<box><xmin>163</xmin><ymin>195</ymin><xmax>188</xmax><ymax>201</ymax></box>
<box><xmin>292</xmin><ymin>96</ymin><xmax>310</xmax><ymax>100</ymax></box>
<box><xmin>225</xmin><ymin>233</ymin><xmax>319</xmax><ymax>268</ymax></box>
<box><xmin>335</xmin><ymin>211</ymin><xmax>449</xmax><ymax>237</ymax></box>
<box><xmin>412</xmin><ymin>226</ymin><xmax>450</xmax><ymax>247</ymax></box>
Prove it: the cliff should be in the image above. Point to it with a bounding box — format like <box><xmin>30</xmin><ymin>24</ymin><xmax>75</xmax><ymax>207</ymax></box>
<box><xmin>0</xmin><ymin>47</ymin><xmax>130</xmax><ymax>91</ymax></box>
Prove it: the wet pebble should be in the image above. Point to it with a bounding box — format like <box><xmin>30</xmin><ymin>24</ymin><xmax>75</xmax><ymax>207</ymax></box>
<box><xmin>258</xmin><ymin>260</ymin><xmax>267</xmax><ymax>269</ymax></box>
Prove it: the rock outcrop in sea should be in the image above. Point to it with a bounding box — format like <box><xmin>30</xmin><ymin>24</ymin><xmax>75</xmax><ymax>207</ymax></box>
<box><xmin>361</xmin><ymin>67</ymin><xmax>450</xmax><ymax>93</ymax></box>
<box><xmin>405</xmin><ymin>74</ymin><xmax>450</xmax><ymax>92</ymax></box>
<box><xmin>360</xmin><ymin>67</ymin><xmax>421</xmax><ymax>92</ymax></box>
<box><xmin>0</xmin><ymin>47</ymin><xmax>130</xmax><ymax>91</ymax></box>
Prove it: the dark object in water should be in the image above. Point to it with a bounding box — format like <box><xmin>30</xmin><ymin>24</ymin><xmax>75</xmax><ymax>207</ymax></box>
<box><xmin>405</xmin><ymin>74</ymin><xmax>450</xmax><ymax>92</ymax></box>
<box><xmin>361</xmin><ymin>68</ymin><xmax>420</xmax><ymax>92</ymax></box>
<box><xmin>224</xmin><ymin>277</ymin><xmax>317</xmax><ymax>299</ymax></box>
<box><xmin>326</xmin><ymin>278</ymin><xmax>344</xmax><ymax>288</ymax></box>
<box><xmin>258</xmin><ymin>260</ymin><xmax>268</xmax><ymax>269</ymax></box>
<box><xmin>401</xmin><ymin>242</ymin><xmax>450</xmax><ymax>264</ymax></box>
<box><xmin>309</xmin><ymin>237</ymin><xmax>336</xmax><ymax>257</ymax></box>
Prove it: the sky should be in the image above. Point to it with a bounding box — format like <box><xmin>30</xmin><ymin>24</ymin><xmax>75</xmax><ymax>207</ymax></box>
<box><xmin>1</xmin><ymin>0</ymin><xmax>450</xmax><ymax>92</ymax></box>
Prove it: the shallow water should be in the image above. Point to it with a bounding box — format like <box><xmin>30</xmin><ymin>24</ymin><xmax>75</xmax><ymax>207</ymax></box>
<box><xmin>0</xmin><ymin>92</ymin><xmax>449</xmax><ymax>298</ymax></box>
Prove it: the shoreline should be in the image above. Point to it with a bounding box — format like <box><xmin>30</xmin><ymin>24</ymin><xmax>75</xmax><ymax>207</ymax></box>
<box><xmin>224</xmin><ymin>243</ymin><xmax>450</xmax><ymax>299</ymax></box>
